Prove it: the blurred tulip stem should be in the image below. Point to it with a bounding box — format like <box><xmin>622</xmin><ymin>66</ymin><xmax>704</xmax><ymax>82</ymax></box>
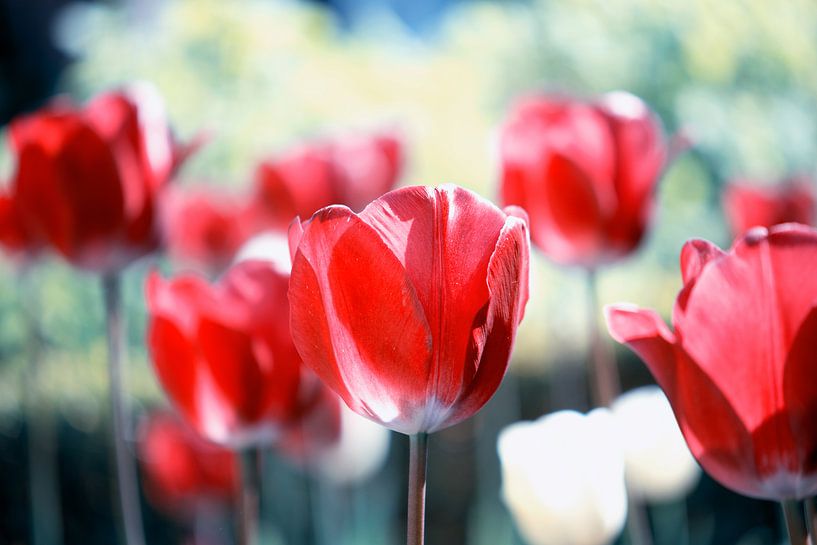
<box><xmin>19</xmin><ymin>267</ymin><xmax>64</xmax><ymax>545</ymax></box>
<box><xmin>806</xmin><ymin>498</ymin><xmax>816</xmax><ymax>543</ymax></box>
<box><xmin>102</xmin><ymin>273</ymin><xmax>146</xmax><ymax>545</ymax></box>
<box><xmin>407</xmin><ymin>432</ymin><xmax>429</xmax><ymax>545</ymax></box>
<box><xmin>781</xmin><ymin>500</ymin><xmax>807</xmax><ymax>545</ymax></box>
<box><xmin>586</xmin><ymin>269</ymin><xmax>620</xmax><ymax>407</ymax></box>
<box><xmin>237</xmin><ymin>447</ymin><xmax>261</xmax><ymax>545</ymax></box>
<box><xmin>587</xmin><ymin>270</ymin><xmax>654</xmax><ymax>545</ymax></box>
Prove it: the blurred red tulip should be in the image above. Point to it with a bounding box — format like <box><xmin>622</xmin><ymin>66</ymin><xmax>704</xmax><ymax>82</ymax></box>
<box><xmin>723</xmin><ymin>177</ymin><xmax>815</xmax><ymax>236</ymax></box>
<box><xmin>162</xmin><ymin>187</ymin><xmax>253</xmax><ymax>274</ymax></box>
<box><xmin>138</xmin><ymin>411</ymin><xmax>237</xmax><ymax>515</ymax></box>
<box><xmin>500</xmin><ymin>91</ymin><xmax>670</xmax><ymax>267</ymax></box>
<box><xmin>252</xmin><ymin>129</ymin><xmax>403</xmax><ymax>227</ymax></box>
<box><xmin>288</xmin><ymin>184</ymin><xmax>530</xmax><ymax>434</ymax></box>
<box><xmin>147</xmin><ymin>260</ymin><xmax>304</xmax><ymax>447</ymax></box>
<box><xmin>7</xmin><ymin>84</ymin><xmax>195</xmax><ymax>272</ymax></box>
<box><xmin>606</xmin><ymin>224</ymin><xmax>817</xmax><ymax>500</ymax></box>
<box><xmin>277</xmin><ymin>377</ymin><xmax>343</xmax><ymax>464</ymax></box>
<box><xmin>0</xmin><ymin>193</ymin><xmax>40</xmax><ymax>258</ymax></box>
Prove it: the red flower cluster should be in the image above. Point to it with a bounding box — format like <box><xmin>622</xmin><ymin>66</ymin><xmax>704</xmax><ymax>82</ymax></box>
<box><xmin>161</xmin><ymin>129</ymin><xmax>403</xmax><ymax>274</ymax></box>
<box><xmin>499</xmin><ymin>92</ymin><xmax>670</xmax><ymax>266</ymax></box>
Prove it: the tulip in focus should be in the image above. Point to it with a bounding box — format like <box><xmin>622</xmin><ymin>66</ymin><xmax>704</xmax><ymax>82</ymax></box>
<box><xmin>611</xmin><ymin>386</ymin><xmax>700</xmax><ymax>502</ymax></box>
<box><xmin>606</xmin><ymin>224</ymin><xmax>817</xmax><ymax>501</ymax></box>
<box><xmin>7</xmin><ymin>84</ymin><xmax>195</xmax><ymax>272</ymax></box>
<box><xmin>147</xmin><ymin>259</ymin><xmax>304</xmax><ymax>448</ymax></box>
<box><xmin>137</xmin><ymin>411</ymin><xmax>237</xmax><ymax>516</ymax></box>
<box><xmin>723</xmin><ymin>177</ymin><xmax>815</xmax><ymax>237</ymax></box>
<box><xmin>498</xmin><ymin>410</ymin><xmax>628</xmax><ymax>545</ymax></box>
<box><xmin>252</xmin><ymin>129</ymin><xmax>403</xmax><ymax>228</ymax></box>
<box><xmin>499</xmin><ymin>91</ymin><xmax>671</xmax><ymax>267</ymax></box>
<box><xmin>288</xmin><ymin>184</ymin><xmax>530</xmax><ymax>435</ymax></box>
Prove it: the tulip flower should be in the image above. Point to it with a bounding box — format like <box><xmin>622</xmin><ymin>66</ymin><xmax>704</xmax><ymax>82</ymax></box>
<box><xmin>8</xmin><ymin>84</ymin><xmax>194</xmax><ymax>272</ymax></box>
<box><xmin>252</xmin><ymin>129</ymin><xmax>403</xmax><ymax>228</ymax></box>
<box><xmin>723</xmin><ymin>177</ymin><xmax>815</xmax><ymax>237</ymax></box>
<box><xmin>498</xmin><ymin>409</ymin><xmax>628</xmax><ymax>545</ymax></box>
<box><xmin>147</xmin><ymin>259</ymin><xmax>304</xmax><ymax>448</ymax></box>
<box><xmin>162</xmin><ymin>187</ymin><xmax>253</xmax><ymax>275</ymax></box>
<box><xmin>5</xmin><ymin>84</ymin><xmax>196</xmax><ymax>545</ymax></box>
<box><xmin>499</xmin><ymin>91</ymin><xmax>670</xmax><ymax>267</ymax></box>
<box><xmin>606</xmin><ymin>223</ymin><xmax>817</xmax><ymax>543</ymax></box>
<box><xmin>499</xmin><ymin>91</ymin><xmax>676</xmax><ymax>408</ymax></box>
<box><xmin>288</xmin><ymin>184</ymin><xmax>529</xmax><ymax>544</ymax></box>
<box><xmin>611</xmin><ymin>386</ymin><xmax>700</xmax><ymax>502</ymax></box>
<box><xmin>138</xmin><ymin>411</ymin><xmax>237</xmax><ymax>516</ymax></box>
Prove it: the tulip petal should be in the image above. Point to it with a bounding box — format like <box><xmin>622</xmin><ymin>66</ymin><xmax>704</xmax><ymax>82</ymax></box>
<box><xmin>445</xmin><ymin>213</ymin><xmax>529</xmax><ymax>432</ymax></box>
<box><xmin>289</xmin><ymin>205</ymin><xmax>432</xmax><ymax>434</ymax></box>
<box><xmin>605</xmin><ymin>304</ymin><xmax>762</xmax><ymax>497</ymax></box>
<box><xmin>148</xmin><ymin>316</ymin><xmax>199</xmax><ymax>428</ymax></box>
<box><xmin>605</xmin><ymin>305</ymin><xmax>677</xmax><ymax>394</ymax></box>
<box><xmin>782</xmin><ymin>304</ymin><xmax>817</xmax><ymax>495</ymax></box>
<box><xmin>13</xmin><ymin>122</ymin><xmax>126</xmax><ymax>265</ymax></box>
<box><xmin>360</xmin><ymin>186</ymin><xmax>508</xmax><ymax>413</ymax></box>
<box><xmin>288</xmin><ymin>216</ymin><xmax>304</xmax><ymax>265</ymax></box>
<box><xmin>680</xmin><ymin>239</ymin><xmax>725</xmax><ymax>285</ymax></box>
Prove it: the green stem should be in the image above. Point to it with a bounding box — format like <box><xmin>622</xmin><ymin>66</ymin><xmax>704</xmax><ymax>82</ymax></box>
<box><xmin>407</xmin><ymin>433</ymin><xmax>429</xmax><ymax>545</ymax></box>
<box><xmin>102</xmin><ymin>273</ymin><xmax>145</xmax><ymax>545</ymax></box>
<box><xmin>806</xmin><ymin>498</ymin><xmax>816</xmax><ymax>545</ymax></box>
<box><xmin>21</xmin><ymin>268</ymin><xmax>64</xmax><ymax>545</ymax></box>
<box><xmin>586</xmin><ymin>269</ymin><xmax>620</xmax><ymax>408</ymax></box>
<box><xmin>781</xmin><ymin>500</ymin><xmax>807</xmax><ymax>545</ymax></box>
<box><xmin>237</xmin><ymin>448</ymin><xmax>261</xmax><ymax>545</ymax></box>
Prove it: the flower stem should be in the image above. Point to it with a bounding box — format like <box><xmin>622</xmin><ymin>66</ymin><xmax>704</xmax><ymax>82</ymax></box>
<box><xmin>806</xmin><ymin>498</ymin><xmax>816</xmax><ymax>544</ymax></box>
<box><xmin>102</xmin><ymin>273</ymin><xmax>145</xmax><ymax>545</ymax></box>
<box><xmin>782</xmin><ymin>500</ymin><xmax>807</xmax><ymax>545</ymax></box>
<box><xmin>20</xmin><ymin>268</ymin><xmax>63</xmax><ymax>545</ymax></box>
<box><xmin>586</xmin><ymin>270</ymin><xmax>653</xmax><ymax>545</ymax></box>
<box><xmin>407</xmin><ymin>433</ymin><xmax>429</xmax><ymax>545</ymax></box>
<box><xmin>586</xmin><ymin>269</ymin><xmax>620</xmax><ymax>408</ymax></box>
<box><xmin>237</xmin><ymin>447</ymin><xmax>261</xmax><ymax>545</ymax></box>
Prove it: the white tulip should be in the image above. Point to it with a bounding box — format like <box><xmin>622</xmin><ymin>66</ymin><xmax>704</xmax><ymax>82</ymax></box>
<box><xmin>234</xmin><ymin>230</ymin><xmax>292</xmax><ymax>274</ymax></box>
<box><xmin>497</xmin><ymin>409</ymin><xmax>628</xmax><ymax>545</ymax></box>
<box><xmin>611</xmin><ymin>385</ymin><xmax>700</xmax><ymax>502</ymax></box>
<box><xmin>316</xmin><ymin>403</ymin><xmax>391</xmax><ymax>485</ymax></box>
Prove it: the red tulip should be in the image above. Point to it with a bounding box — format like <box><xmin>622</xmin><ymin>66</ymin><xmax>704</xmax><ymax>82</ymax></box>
<box><xmin>277</xmin><ymin>377</ymin><xmax>343</xmax><ymax>464</ymax></box>
<box><xmin>137</xmin><ymin>411</ymin><xmax>237</xmax><ymax>515</ymax></box>
<box><xmin>7</xmin><ymin>84</ymin><xmax>195</xmax><ymax>272</ymax></box>
<box><xmin>146</xmin><ymin>259</ymin><xmax>303</xmax><ymax>447</ymax></box>
<box><xmin>723</xmin><ymin>177</ymin><xmax>815</xmax><ymax>236</ymax></box>
<box><xmin>500</xmin><ymin>92</ymin><xmax>670</xmax><ymax>266</ymax></box>
<box><xmin>288</xmin><ymin>184</ymin><xmax>530</xmax><ymax>434</ymax></box>
<box><xmin>605</xmin><ymin>224</ymin><xmax>817</xmax><ymax>500</ymax></box>
<box><xmin>252</xmin><ymin>129</ymin><xmax>403</xmax><ymax>228</ymax></box>
<box><xmin>162</xmin><ymin>187</ymin><xmax>253</xmax><ymax>274</ymax></box>
<box><xmin>0</xmin><ymin>192</ymin><xmax>40</xmax><ymax>258</ymax></box>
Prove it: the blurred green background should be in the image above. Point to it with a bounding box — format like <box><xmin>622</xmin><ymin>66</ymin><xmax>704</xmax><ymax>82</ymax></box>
<box><xmin>1</xmin><ymin>0</ymin><xmax>816</xmax><ymax>543</ymax></box>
